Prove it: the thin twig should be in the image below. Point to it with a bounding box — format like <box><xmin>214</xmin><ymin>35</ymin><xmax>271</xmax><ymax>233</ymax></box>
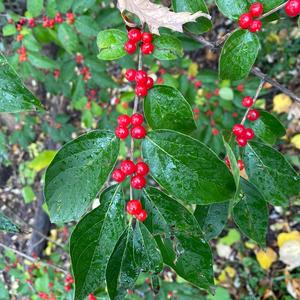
<box><xmin>258</xmin><ymin>1</ymin><xmax>289</xmax><ymax>20</ymax></box>
<box><xmin>0</xmin><ymin>242</ymin><xmax>68</xmax><ymax>275</ymax></box>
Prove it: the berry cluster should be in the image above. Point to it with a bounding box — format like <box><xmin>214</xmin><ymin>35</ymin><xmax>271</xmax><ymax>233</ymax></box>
<box><xmin>17</xmin><ymin>46</ymin><xmax>27</xmax><ymax>62</ymax></box>
<box><xmin>115</xmin><ymin>113</ymin><xmax>147</xmax><ymax>140</ymax></box>
<box><xmin>112</xmin><ymin>159</ymin><xmax>149</xmax><ymax>190</ymax></box>
<box><xmin>225</xmin><ymin>157</ymin><xmax>245</xmax><ymax>171</ymax></box>
<box><xmin>64</xmin><ymin>273</ymin><xmax>74</xmax><ymax>292</ymax></box>
<box><xmin>124</xmin><ymin>29</ymin><xmax>155</xmax><ymax>55</ymax></box>
<box><xmin>126</xmin><ymin>199</ymin><xmax>148</xmax><ymax>222</ymax></box>
<box><xmin>285</xmin><ymin>0</ymin><xmax>300</xmax><ymax>17</ymax></box>
<box><xmin>238</xmin><ymin>2</ymin><xmax>263</xmax><ymax>32</ymax></box>
<box><xmin>125</xmin><ymin>69</ymin><xmax>154</xmax><ymax>97</ymax></box>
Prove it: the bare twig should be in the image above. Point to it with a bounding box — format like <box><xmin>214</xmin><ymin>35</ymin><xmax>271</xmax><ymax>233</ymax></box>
<box><xmin>258</xmin><ymin>1</ymin><xmax>289</xmax><ymax>20</ymax></box>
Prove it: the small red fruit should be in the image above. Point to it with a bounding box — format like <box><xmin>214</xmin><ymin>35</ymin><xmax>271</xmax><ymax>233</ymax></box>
<box><xmin>117</xmin><ymin>114</ymin><xmax>131</xmax><ymax>127</ymax></box>
<box><xmin>285</xmin><ymin>0</ymin><xmax>300</xmax><ymax>17</ymax></box>
<box><xmin>244</xmin><ymin>128</ymin><xmax>255</xmax><ymax>140</ymax></box>
<box><xmin>238</xmin><ymin>13</ymin><xmax>253</xmax><ymax>29</ymax></box>
<box><xmin>115</xmin><ymin>126</ymin><xmax>129</xmax><ymax>139</ymax></box>
<box><xmin>141</xmin><ymin>43</ymin><xmax>155</xmax><ymax>55</ymax></box>
<box><xmin>142</xmin><ymin>32</ymin><xmax>153</xmax><ymax>43</ymax></box>
<box><xmin>236</xmin><ymin>137</ymin><xmax>248</xmax><ymax>147</ymax></box>
<box><xmin>120</xmin><ymin>160</ymin><xmax>136</xmax><ymax>175</ymax></box>
<box><xmin>135</xmin><ymin>162</ymin><xmax>149</xmax><ymax>176</ymax></box>
<box><xmin>124</xmin><ymin>41</ymin><xmax>137</xmax><ymax>55</ymax></box>
<box><xmin>237</xmin><ymin>159</ymin><xmax>245</xmax><ymax>171</ymax></box>
<box><xmin>249</xmin><ymin>20</ymin><xmax>262</xmax><ymax>33</ymax></box>
<box><xmin>242</xmin><ymin>96</ymin><xmax>254</xmax><ymax>108</ymax></box>
<box><xmin>88</xmin><ymin>294</ymin><xmax>97</xmax><ymax>300</ymax></box>
<box><xmin>225</xmin><ymin>157</ymin><xmax>231</xmax><ymax>168</ymax></box>
<box><xmin>146</xmin><ymin>76</ymin><xmax>154</xmax><ymax>89</ymax></box>
<box><xmin>212</xmin><ymin>128</ymin><xmax>219</xmax><ymax>136</ymax></box>
<box><xmin>131</xmin><ymin>126</ymin><xmax>147</xmax><ymax>139</ymax></box>
<box><xmin>127</xmin><ymin>200</ymin><xmax>142</xmax><ymax>215</ymax></box>
<box><xmin>131</xmin><ymin>113</ymin><xmax>144</xmax><ymax>126</ymax></box>
<box><xmin>249</xmin><ymin>2</ymin><xmax>264</xmax><ymax>17</ymax></box>
<box><xmin>128</xmin><ymin>29</ymin><xmax>142</xmax><ymax>42</ymax></box>
<box><xmin>135</xmin><ymin>70</ymin><xmax>148</xmax><ymax>85</ymax></box>
<box><xmin>131</xmin><ymin>175</ymin><xmax>146</xmax><ymax>189</ymax></box>
<box><xmin>136</xmin><ymin>209</ymin><xmax>148</xmax><ymax>222</ymax></box>
<box><xmin>232</xmin><ymin>124</ymin><xmax>245</xmax><ymax>137</ymax></box>
<box><xmin>135</xmin><ymin>85</ymin><xmax>148</xmax><ymax>97</ymax></box>
<box><xmin>247</xmin><ymin>109</ymin><xmax>260</xmax><ymax>121</ymax></box>
<box><xmin>64</xmin><ymin>285</ymin><xmax>72</xmax><ymax>292</ymax></box>
<box><xmin>28</xmin><ymin>18</ymin><xmax>36</xmax><ymax>28</ymax></box>
<box><xmin>125</xmin><ymin>69</ymin><xmax>137</xmax><ymax>81</ymax></box>
<box><xmin>65</xmin><ymin>274</ymin><xmax>74</xmax><ymax>284</ymax></box>
<box><xmin>112</xmin><ymin>169</ymin><xmax>126</xmax><ymax>183</ymax></box>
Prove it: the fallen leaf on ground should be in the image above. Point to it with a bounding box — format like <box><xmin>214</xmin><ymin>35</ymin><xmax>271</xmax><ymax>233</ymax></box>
<box><xmin>273</xmin><ymin>93</ymin><xmax>292</xmax><ymax>114</ymax></box>
<box><xmin>256</xmin><ymin>248</ymin><xmax>277</xmax><ymax>270</ymax></box>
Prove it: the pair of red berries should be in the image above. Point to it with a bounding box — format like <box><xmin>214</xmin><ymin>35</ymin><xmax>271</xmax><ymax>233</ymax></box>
<box><xmin>238</xmin><ymin>2</ymin><xmax>263</xmax><ymax>32</ymax></box>
<box><xmin>232</xmin><ymin>123</ymin><xmax>256</xmax><ymax>147</ymax></box>
<box><xmin>285</xmin><ymin>0</ymin><xmax>300</xmax><ymax>17</ymax></box>
<box><xmin>125</xmin><ymin>69</ymin><xmax>154</xmax><ymax>97</ymax></box>
<box><xmin>112</xmin><ymin>160</ymin><xmax>149</xmax><ymax>189</ymax></box>
<box><xmin>115</xmin><ymin>113</ymin><xmax>147</xmax><ymax>140</ymax></box>
<box><xmin>225</xmin><ymin>157</ymin><xmax>245</xmax><ymax>171</ymax></box>
<box><xmin>126</xmin><ymin>200</ymin><xmax>148</xmax><ymax>222</ymax></box>
<box><xmin>124</xmin><ymin>29</ymin><xmax>155</xmax><ymax>55</ymax></box>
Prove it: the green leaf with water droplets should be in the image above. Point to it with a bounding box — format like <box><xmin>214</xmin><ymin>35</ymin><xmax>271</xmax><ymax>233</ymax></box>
<box><xmin>0</xmin><ymin>53</ymin><xmax>42</xmax><ymax>113</ymax></box>
<box><xmin>44</xmin><ymin>130</ymin><xmax>120</xmax><ymax>223</ymax></box>
<box><xmin>0</xmin><ymin>213</ymin><xmax>19</xmax><ymax>233</ymax></box>
<box><xmin>70</xmin><ymin>185</ymin><xmax>126</xmax><ymax>300</ymax></box>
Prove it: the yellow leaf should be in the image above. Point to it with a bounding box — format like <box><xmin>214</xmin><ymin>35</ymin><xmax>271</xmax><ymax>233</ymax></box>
<box><xmin>188</xmin><ymin>63</ymin><xmax>198</xmax><ymax>77</ymax></box>
<box><xmin>273</xmin><ymin>93</ymin><xmax>292</xmax><ymax>114</ymax></box>
<box><xmin>278</xmin><ymin>231</ymin><xmax>300</xmax><ymax>248</ymax></box>
<box><xmin>291</xmin><ymin>134</ymin><xmax>300</xmax><ymax>150</ymax></box>
<box><xmin>27</xmin><ymin>150</ymin><xmax>57</xmax><ymax>172</ymax></box>
<box><xmin>256</xmin><ymin>248</ymin><xmax>277</xmax><ymax>270</ymax></box>
<box><xmin>217</xmin><ymin>266</ymin><xmax>236</xmax><ymax>282</ymax></box>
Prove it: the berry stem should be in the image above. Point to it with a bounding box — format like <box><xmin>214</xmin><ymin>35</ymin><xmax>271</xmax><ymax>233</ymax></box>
<box><xmin>240</xmin><ymin>80</ymin><xmax>264</xmax><ymax>125</ymax></box>
<box><xmin>258</xmin><ymin>1</ymin><xmax>289</xmax><ymax>20</ymax></box>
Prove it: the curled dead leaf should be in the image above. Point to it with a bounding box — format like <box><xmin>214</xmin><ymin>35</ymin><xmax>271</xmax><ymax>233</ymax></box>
<box><xmin>118</xmin><ymin>0</ymin><xmax>211</xmax><ymax>35</ymax></box>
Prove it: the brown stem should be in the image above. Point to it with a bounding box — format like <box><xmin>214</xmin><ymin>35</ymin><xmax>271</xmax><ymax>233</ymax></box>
<box><xmin>258</xmin><ymin>1</ymin><xmax>289</xmax><ymax>20</ymax></box>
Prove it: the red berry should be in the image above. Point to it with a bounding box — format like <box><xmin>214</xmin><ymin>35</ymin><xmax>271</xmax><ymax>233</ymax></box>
<box><xmin>247</xmin><ymin>109</ymin><xmax>260</xmax><ymax>121</ymax></box>
<box><xmin>136</xmin><ymin>209</ymin><xmax>148</xmax><ymax>222</ymax></box>
<box><xmin>142</xmin><ymin>32</ymin><xmax>153</xmax><ymax>43</ymax></box>
<box><xmin>117</xmin><ymin>115</ymin><xmax>131</xmax><ymax>127</ymax></box>
<box><xmin>115</xmin><ymin>126</ymin><xmax>129</xmax><ymax>139</ymax></box>
<box><xmin>212</xmin><ymin>128</ymin><xmax>219</xmax><ymax>136</ymax></box>
<box><xmin>249</xmin><ymin>2</ymin><xmax>264</xmax><ymax>17</ymax></box>
<box><xmin>128</xmin><ymin>29</ymin><xmax>142</xmax><ymax>42</ymax></box>
<box><xmin>244</xmin><ymin>128</ymin><xmax>255</xmax><ymax>140</ymax></box>
<box><xmin>285</xmin><ymin>0</ymin><xmax>300</xmax><ymax>17</ymax></box>
<box><xmin>65</xmin><ymin>274</ymin><xmax>74</xmax><ymax>284</ymax></box>
<box><xmin>64</xmin><ymin>285</ymin><xmax>72</xmax><ymax>292</ymax></box>
<box><xmin>242</xmin><ymin>96</ymin><xmax>254</xmax><ymax>108</ymax></box>
<box><xmin>124</xmin><ymin>41</ymin><xmax>137</xmax><ymax>55</ymax></box>
<box><xmin>28</xmin><ymin>18</ymin><xmax>36</xmax><ymax>28</ymax></box>
<box><xmin>238</xmin><ymin>13</ymin><xmax>253</xmax><ymax>29</ymax></box>
<box><xmin>125</xmin><ymin>69</ymin><xmax>137</xmax><ymax>81</ymax></box>
<box><xmin>112</xmin><ymin>169</ymin><xmax>126</xmax><ymax>183</ymax></box>
<box><xmin>249</xmin><ymin>20</ymin><xmax>262</xmax><ymax>33</ymax></box>
<box><xmin>127</xmin><ymin>200</ymin><xmax>142</xmax><ymax>215</ymax></box>
<box><xmin>135</xmin><ymin>70</ymin><xmax>148</xmax><ymax>85</ymax></box>
<box><xmin>131</xmin><ymin>113</ymin><xmax>144</xmax><ymax>126</ymax></box>
<box><xmin>225</xmin><ymin>157</ymin><xmax>231</xmax><ymax>168</ymax></box>
<box><xmin>232</xmin><ymin>124</ymin><xmax>245</xmax><ymax>137</ymax></box>
<box><xmin>141</xmin><ymin>43</ymin><xmax>155</xmax><ymax>55</ymax></box>
<box><xmin>131</xmin><ymin>126</ymin><xmax>147</xmax><ymax>139</ymax></box>
<box><xmin>236</xmin><ymin>136</ymin><xmax>248</xmax><ymax>147</ymax></box>
<box><xmin>120</xmin><ymin>160</ymin><xmax>136</xmax><ymax>175</ymax></box>
<box><xmin>131</xmin><ymin>175</ymin><xmax>146</xmax><ymax>189</ymax></box>
<box><xmin>135</xmin><ymin>85</ymin><xmax>148</xmax><ymax>97</ymax></box>
<box><xmin>136</xmin><ymin>162</ymin><xmax>149</xmax><ymax>176</ymax></box>
<box><xmin>146</xmin><ymin>76</ymin><xmax>154</xmax><ymax>89</ymax></box>
<box><xmin>237</xmin><ymin>159</ymin><xmax>245</xmax><ymax>171</ymax></box>
<box><xmin>88</xmin><ymin>295</ymin><xmax>97</xmax><ymax>300</ymax></box>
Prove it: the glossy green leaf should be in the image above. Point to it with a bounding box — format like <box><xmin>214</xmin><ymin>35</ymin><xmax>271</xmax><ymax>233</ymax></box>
<box><xmin>3</xmin><ymin>24</ymin><xmax>16</xmax><ymax>36</ymax></box>
<box><xmin>74</xmin><ymin>16</ymin><xmax>99</xmax><ymax>37</ymax></box>
<box><xmin>194</xmin><ymin>202</ymin><xmax>229</xmax><ymax>240</ymax></box>
<box><xmin>244</xmin><ymin>142</ymin><xmax>300</xmax><ymax>206</ymax></box>
<box><xmin>144</xmin><ymin>85</ymin><xmax>196</xmax><ymax>133</ymax></box>
<box><xmin>233</xmin><ymin>178</ymin><xmax>268</xmax><ymax>246</ymax></box>
<box><xmin>219</xmin><ymin>30</ymin><xmax>260</xmax><ymax>81</ymax></box>
<box><xmin>106</xmin><ymin>222</ymin><xmax>162</xmax><ymax>300</ymax></box>
<box><xmin>70</xmin><ymin>185</ymin><xmax>126</xmax><ymax>300</ymax></box>
<box><xmin>247</xmin><ymin>110</ymin><xmax>285</xmax><ymax>145</ymax></box>
<box><xmin>172</xmin><ymin>0</ymin><xmax>212</xmax><ymax>34</ymax></box>
<box><xmin>0</xmin><ymin>53</ymin><xmax>42</xmax><ymax>113</ymax></box>
<box><xmin>215</xmin><ymin>0</ymin><xmax>248</xmax><ymax>20</ymax></box>
<box><xmin>97</xmin><ymin>29</ymin><xmax>127</xmax><ymax>61</ymax></box>
<box><xmin>142</xmin><ymin>130</ymin><xmax>235</xmax><ymax>205</ymax></box>
<box><xmin>0</xmin><ymin>213</ymin><xmax>19</xmax><ymax>233</ymax></box>
<box><xmin>44</xmin><ymin>130</ymin><xmax>120</xmax><ymax>223</ymax></box>
<box><xmin>224</xmin><ymin>141</ymin><xmax>240</xmax><ymax>189</ymax></box>
<box><xmin>142</xmin><ymin>187</ymin><xmax>214</xmax><ymax>290</ymax></box>
<box><xmin>248</xmin><ymin>0</ymin><xmax>285</xmax><ymax>12</ymax></box>
<box><xmin>27</xmin><ymin>0</ymin><xmax>43</xmax><ymax>17</ymax></box>
<box><xmin>72</xmin><ymin>0</ymin><xmax>96</xmax><ymax>13</ymax></box>
<box><xmin>28</xmin><ymin>52</ymin><xmax>59</xmax><ymax>70</ymax></box>
<box><xmin>153</xmin><ymin>35</ymin><xmax>183</xmax><ymax>60</ymax></box>
<box><xmin>58</xmin><ymin>23</ymin><xmax>79</xmax><ymax>54</ymax></box>
<box><xmin>56</xmin><ymin>0</ymin><xmax>73</xmax><ymax>13</ymax></box>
